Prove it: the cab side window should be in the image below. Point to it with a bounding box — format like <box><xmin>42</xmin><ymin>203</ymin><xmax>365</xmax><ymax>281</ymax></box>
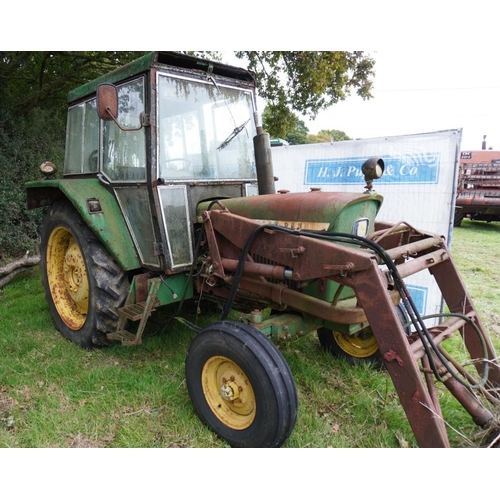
<box><xmin>64</xmin><ymin>98</ymin><xmax>98</xmax><ymax>175</ymax></box>
<box><xmin>102</xmin><ymin>77</ymin><xmax>146</xmax><ymax>182</ymax></box>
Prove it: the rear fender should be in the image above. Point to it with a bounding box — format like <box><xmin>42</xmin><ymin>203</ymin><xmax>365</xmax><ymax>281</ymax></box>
<box><xmin>26</xmin><ymin>178</ymin><xmax>141</xmax><ymax>271</ymax></box>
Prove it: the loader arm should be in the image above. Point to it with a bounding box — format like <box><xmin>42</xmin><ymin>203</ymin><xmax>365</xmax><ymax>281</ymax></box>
<box><xmin>199</xmin><ymin>206</ymin><xmax>500</xmax><ymax>448</ymax></box>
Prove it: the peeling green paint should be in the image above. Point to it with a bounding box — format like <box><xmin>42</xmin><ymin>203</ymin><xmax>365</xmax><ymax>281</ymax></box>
<box><xmin>67</xmin><ymin>53</ymin><xmax>154</xmax><ymax>103</ymax></box>
<box><xmin>26</xmin><ymin>178</ymin><xmax>141</xmax><ymax>271</ymax></box>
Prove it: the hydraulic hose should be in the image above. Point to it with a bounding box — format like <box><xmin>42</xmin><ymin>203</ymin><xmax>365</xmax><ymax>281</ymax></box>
<box><xmin>219</xmin><ymin>222</ymin><xmax>490</xmax><ymax>390</ymax></box>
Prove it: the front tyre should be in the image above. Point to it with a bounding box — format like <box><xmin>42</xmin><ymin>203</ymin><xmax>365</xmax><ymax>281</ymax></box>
<box><xmin>185</xmin><ymin>321</ymin><xmax>298</xmax><ymax>448</ymax></box>
<box><xmin>40</xmin><ymin>201</ymin><xmax>129</xmax><ymax>348</ymax></box>
<box><xmin>318</xmin><ymin>303</ymin><xmax>410</xmax><ymax>368</ymax></box>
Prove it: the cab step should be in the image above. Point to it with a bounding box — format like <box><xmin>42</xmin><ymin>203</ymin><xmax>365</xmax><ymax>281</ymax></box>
<box><xmin>117</xmin><ymin>302</ymin><xmax>156</xmax><ymax>321</ymax></box>
<box><xmin>107</xmin><ymin>277</ymin><xmax>161</xmax><ymax>346</ymax></box>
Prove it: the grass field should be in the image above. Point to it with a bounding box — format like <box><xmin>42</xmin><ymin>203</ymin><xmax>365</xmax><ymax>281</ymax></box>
<box><xmin>1</xmin><ymin>218</ymin><xmax>499</xmax><ymax>449</ymax></box>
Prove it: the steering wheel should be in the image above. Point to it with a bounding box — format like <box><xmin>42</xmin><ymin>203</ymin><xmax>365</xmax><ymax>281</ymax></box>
<box><xmin>165</xmin><ymin>158</ymin><xmax>192</xmax><ymax>168</ymax></box>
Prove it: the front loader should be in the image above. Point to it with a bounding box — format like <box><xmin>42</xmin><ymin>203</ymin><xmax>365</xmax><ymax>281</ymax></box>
<box><xmin>26</xmin><ymin>51</ymin><xmax>500</xmax><ymax>447</ymax></box>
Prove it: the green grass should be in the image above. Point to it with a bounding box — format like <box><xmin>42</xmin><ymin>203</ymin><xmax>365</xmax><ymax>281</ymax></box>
<box><xmin>451</xmin><ymin>219</ymin><xmax>500</xmax><ymax>331</ymax></box>
<box><xmin>1</xmin><ymin>218</ymin><xmax>499</xmax><ymax>448</ymax></box>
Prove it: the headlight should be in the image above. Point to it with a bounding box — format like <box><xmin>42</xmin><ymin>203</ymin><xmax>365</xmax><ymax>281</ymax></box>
<box><xmin>39</xmin><ymin>161</ymin><xmax>56</xmax><ymax>176</ymax></box>
<box><xmin>362</xmin><ymin>157</ymin><xmax>384</xmax><ymax>192</ymax></box>
<box><xmin>362</xmin><ymin>157</ymin><xmax>384</xmax><ymax>181</ymax></box>
<box><xmin>352</xmin><ymin>218</ymin><xmax>369</xmax><ymax>237</ymax></box>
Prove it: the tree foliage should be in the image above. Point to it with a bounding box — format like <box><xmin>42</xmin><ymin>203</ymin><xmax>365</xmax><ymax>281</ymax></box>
<box><xmin>262</xmin><ymin>107</ymin><xmax>352</xmax><ymax>145</ymax></box>
<box><xmin>285</xmin><ymin>119</ymin><xmax>310</xmax><ymax>145</ymax></box>
<box><xmin>0</xmin><ymin>103</ymin><xmax>67</xmax><ymax>260</ymax></box>
<box><xmin>0</xmin><ymin>51</ymin><xmax>146</xmax><ymax>115</ymax></box>
<box><xmin>262</xmin><ymin>104</ymin><xmax>300</xmax><ymax>141</ymax></box>
<box><xmin>235</xmin><ymin>51</ymin><xmax>375</xmax><ymax>138</ymax></box>
<box><xmin>308</xmin><ymin>129</ymin><xmax>352</xmax><ymax>144</ymax></box>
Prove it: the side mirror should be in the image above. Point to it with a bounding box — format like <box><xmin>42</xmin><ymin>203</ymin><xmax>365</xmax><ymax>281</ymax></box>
<box><xmin>96</xmin><ymin>83</ymin><xmax>149</xmax><ymax>131</ymax></box>
<box><xmin>97</xmin><ymin>83</ymin><xmax>118</xmax><ymax>121</ymax></box>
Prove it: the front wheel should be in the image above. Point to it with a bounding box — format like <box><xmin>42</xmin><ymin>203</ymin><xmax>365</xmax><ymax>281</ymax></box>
<box><xmin>185</xmin><ymin>321</ymin><xmax>298</xmax><ymax>448</ymax></box>
<box><xmin>318</xmin><ymin>303</ymin><xmax>410</xmax><ymax>368</ymax></box>
<box><xmin>40</xmin><ymin>201</ymin><xmax>129</xmax><ymax>348</ymax></box>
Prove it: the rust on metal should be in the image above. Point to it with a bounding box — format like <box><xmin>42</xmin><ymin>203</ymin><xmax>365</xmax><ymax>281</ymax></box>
<box><xmin>200</xmin><ymin>206</ymin><xmax>500</xmax><ymax>447</ymax></box>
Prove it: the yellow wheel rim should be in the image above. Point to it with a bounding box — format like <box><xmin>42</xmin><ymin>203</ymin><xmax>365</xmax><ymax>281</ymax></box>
<box><xmin>201</xmin><ymin>356</ymin><xmax>256</xmax><ymax>430</ymax></box>
<box><xmin>333</xmin><ymin>330</ymin><xmax>378</xmax><ymax>358</ymax></box>
<box><xmin>46</xmin><ymin>226</ymin><xmax>89</xmax><ymax>330</ymax></box>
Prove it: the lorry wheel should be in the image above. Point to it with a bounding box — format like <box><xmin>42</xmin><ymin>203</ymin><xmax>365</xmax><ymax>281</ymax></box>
<box><xmin>454</xmin><ymin>211</ymin><xmax>464</xmax><ymax>227</ymax></box>
<box><xmin>185</xmin><ymin>321</ymin><xmax>298</xmax><ymax>447</ymax></box>
<box><xmin>40</xmin><ymin>201</ymin><xmax>129</xmax><ymax>348</ymax></box>
<box><xmin>318</xmin><ymin>304</ymin><xmax>410</xmax><ymax>368</ymax></box>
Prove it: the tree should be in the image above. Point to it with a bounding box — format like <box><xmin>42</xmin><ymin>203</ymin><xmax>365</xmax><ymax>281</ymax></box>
<box><xmin>262</xmin><ymin>106</ymin><xmax>351</xmax><ymax>146</ymax></box>
<box><xmin>308</xmin><ymin>129</ymin><xmax>352</xmax><ymax>143</ymax></box>
<box><xmin>1</xmin><ymin>50</ymin><xmax>374</xmax><ymax>125</ymax></box>
<box><xmin>235</xmin><ymin>51</ymin><xmax>375</xmax><ymax>138</ymax></box>
<box><xmin>0</xmin><ymin>51</ymin><xmax>147</xmax><ymax>115</ymax></box>
<box><xmin>262</xmin><ymin>105</ymin><xmax>302</xmax><ymax>142</ymax></box>
<box><xmin>285</xmin><ymin>119</ymin><xmax>310</xmax><ymax>145</ymax></box>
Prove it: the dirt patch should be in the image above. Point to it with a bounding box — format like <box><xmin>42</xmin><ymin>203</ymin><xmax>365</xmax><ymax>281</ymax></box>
<box><xmin>0</xmin><ymin>387</ymin><xmax>16</xmax><ymax>430</ymax></box>
<box><xmin>66</xmin><ymin>434</ymin><xmax>101</xmax><ymax>448</ymax></box>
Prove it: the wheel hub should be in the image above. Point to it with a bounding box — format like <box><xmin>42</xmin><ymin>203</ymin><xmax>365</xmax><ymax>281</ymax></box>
<box><xmin>219</xmin><ymin>381</ymin><xmax>240</xmax><ymax>402</ymax></box>
<box><xmin>63</xmin><ymin>239</ymin><xmax>88</xmax><ymax>308</ymax></box>
<box><xmin>202</xmin><ymin>356</ymin><xmax>256</xmax><ymax>430</ymax></box>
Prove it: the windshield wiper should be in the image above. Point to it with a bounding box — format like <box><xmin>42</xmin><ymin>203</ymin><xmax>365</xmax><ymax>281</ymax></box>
<box><xmin>217</xmin><ymin>118</ymin><xmax>250</xmax><ymax>151</ymax></box>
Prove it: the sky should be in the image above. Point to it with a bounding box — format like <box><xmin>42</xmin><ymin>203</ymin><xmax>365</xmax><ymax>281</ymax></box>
<box><xmin>302</xmin><ymin>49</ymin><xmax>500</xmax><ymax>152</ymax></box>
<box><xmin>4</xmin><ymin>2</ymin><xmax>499</xmax><ymax>155</ymax></box>
<box><xmin>218</xmin><ymin>46</ymin><xmax>500</xmax><ymax>152</ymax></box>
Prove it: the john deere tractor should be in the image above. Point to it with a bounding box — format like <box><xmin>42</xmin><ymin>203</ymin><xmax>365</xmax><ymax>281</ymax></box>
<box><xmin>26</xmin><ymin>52</ymin><xmax>500</xmax><ymax>448</ymax></box>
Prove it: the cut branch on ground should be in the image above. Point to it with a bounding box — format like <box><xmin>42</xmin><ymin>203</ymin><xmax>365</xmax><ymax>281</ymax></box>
<box><xmin>0</xmin><ymin>252</ymin><xmax>40</xmax><ymax>288</ymax></box>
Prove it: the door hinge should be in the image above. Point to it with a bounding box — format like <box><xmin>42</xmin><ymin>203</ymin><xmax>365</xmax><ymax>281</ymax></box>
<box><xmin>154</xmin><ymin>241</ymin><xmax>165</xmax><ymax>256</ymax></box>
<box><xmin>140</xmin><ymin>112</ymin><xmax>151</xmax><ymax>127</ymax></box>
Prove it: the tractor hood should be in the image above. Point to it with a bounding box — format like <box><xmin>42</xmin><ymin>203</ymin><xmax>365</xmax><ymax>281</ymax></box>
<box><xmin>199</xmin><ymin>190</ymin><xmax>384</xmax><ymax>234</ymax></box>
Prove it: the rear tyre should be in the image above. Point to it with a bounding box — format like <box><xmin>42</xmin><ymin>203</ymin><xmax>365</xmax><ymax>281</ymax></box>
<box><xmin>185</xmin><ymin>321</ymin><xmax>298</xmax><ymax>447</ymax></box>
<box><xmin>318</xmin><ymin>303</ymin><xmax>410</xmax><ymax>368</ymax></box>
<box><xmin>40</xmin><ymin>201</ymin><xmax>129</xmax><ymax>348</ymax></box>
<box><xmin>454</xmin><ymin>209</ymin><xmax>464</xmax><ymax>227</ymax></box>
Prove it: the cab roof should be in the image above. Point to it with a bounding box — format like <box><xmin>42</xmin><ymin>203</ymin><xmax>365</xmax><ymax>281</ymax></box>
<box><xmin>67</xmin><ymin>51</ymin><xmax>255</xmax><ymax>103</ymax></box>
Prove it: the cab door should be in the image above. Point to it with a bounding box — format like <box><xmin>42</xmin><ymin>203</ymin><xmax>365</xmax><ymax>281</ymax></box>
<box><xmin>100</xmin><ymin>76</ymin><xmax>161</xmax><ymax>269</ymax></box>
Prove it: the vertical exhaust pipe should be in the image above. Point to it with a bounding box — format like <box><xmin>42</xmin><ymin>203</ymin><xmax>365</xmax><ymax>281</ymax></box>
<box><xmin>253</xmin><ymin>114</ymin><xmax>276</xmax><ymax>195</ymax></box>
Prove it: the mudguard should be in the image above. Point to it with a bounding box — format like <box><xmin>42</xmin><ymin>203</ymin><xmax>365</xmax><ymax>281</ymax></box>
<box><xmin>26</xmin><ymin>178</ymin><xmax>141</xmax><ymax>271</ymax></box>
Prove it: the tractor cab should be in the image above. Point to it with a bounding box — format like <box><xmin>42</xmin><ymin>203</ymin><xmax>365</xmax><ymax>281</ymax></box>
<box><xmin>33</xmin><ymin>52</ymin><xmax>261</xmax><ymax>274</ymax></box>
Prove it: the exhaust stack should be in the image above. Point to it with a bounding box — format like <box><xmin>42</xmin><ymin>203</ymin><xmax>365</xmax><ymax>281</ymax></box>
<box><xmin>253</xmin><ymin>116</ymin><xmax>276</xmax><ymax>195</ymax></box>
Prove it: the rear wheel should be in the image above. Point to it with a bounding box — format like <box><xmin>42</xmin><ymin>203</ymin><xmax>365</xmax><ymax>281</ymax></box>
<box><xmin>185</xmin><ymin>321</ymin><xmax>298</xmax><ymax>447</ymax></box>
<box><xmin>40</xmin><ymin>201</ymin><xmax>129</xmax><ymax>348</ymax></box>
<box><xmin>454</xmin><ymin>209</ymin><xmax>465</xmax><ymax>227</ymax></box>
<box><xmin>318</xmin><ymin>303</ymin><xmax>410</xmax><ymax>368</ymax></box>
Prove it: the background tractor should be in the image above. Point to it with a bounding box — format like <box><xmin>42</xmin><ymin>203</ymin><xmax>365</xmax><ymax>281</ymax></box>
<box><xmin>26</xmin><ymin>52</ymin><xmax>500</xmax><ymax>448</ymax></box>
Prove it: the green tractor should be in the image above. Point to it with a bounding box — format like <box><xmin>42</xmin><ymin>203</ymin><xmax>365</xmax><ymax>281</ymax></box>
<box><xmin>26</xmin><ymin>52</ymin><xmax>500</xmax><ymax>448</ymax></box>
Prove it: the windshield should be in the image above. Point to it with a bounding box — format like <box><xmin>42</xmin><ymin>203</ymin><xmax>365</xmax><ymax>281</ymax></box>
<box><xmin>157</xmin><ymin>74</ymin><xmax>257</xmax><ymax>181</ymax></box>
